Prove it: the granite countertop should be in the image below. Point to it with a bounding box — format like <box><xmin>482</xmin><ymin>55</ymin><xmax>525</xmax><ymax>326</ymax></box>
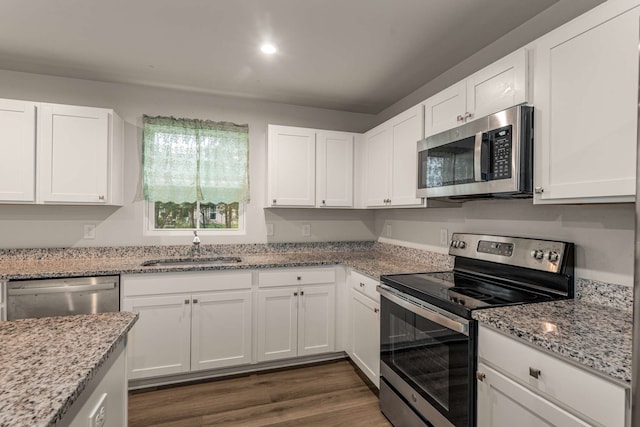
<box><xmin>0</xmin><ymin>248</ymin><xmax>450</xmax><ymax>281</ymax></box>
<box><xmin>0</xmin><ymin>311</ymin><xmax>138</xmax><ymax>427</ymax></box>
<box><xmin>473</xmin><ymin>299</ymin><xmax>632</xmax><ymax>386</ymax></box>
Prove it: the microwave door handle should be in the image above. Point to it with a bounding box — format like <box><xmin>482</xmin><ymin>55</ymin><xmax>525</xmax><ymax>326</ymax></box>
<box><xmin>474</xmin><ymin>132</ymin><xmax>491</xmax><ymax>181</ymax></box>
<box><xmin>474</xmin><ymin>132</ymin><xmax>483</xmax><ymax>182</ymax></box>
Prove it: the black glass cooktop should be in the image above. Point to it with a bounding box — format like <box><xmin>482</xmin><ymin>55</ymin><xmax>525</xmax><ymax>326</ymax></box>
<box><xmin>380</xmin><ymin>270</ymin><xmax>558</xmax><ymax>319</ymax></box>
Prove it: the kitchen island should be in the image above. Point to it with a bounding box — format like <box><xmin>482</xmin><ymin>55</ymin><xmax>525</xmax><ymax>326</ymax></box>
<box><xmin>0</xmin><ymin>312</ymin><xmax>138</xmax><ymax>427</ymax></box>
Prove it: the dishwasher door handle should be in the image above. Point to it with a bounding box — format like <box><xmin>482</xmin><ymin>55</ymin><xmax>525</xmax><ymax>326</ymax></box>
<box><xmin>8</xmin><ymin>281</ymin><xmax>116</xmax><ymax>295</ymax></box>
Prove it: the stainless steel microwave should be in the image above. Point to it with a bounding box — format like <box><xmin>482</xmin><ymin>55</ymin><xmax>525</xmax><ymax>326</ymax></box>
<box><xmin>417</xmin><ymin>105</ymin><xmax>533</xmax><ymax>201</ymax></box>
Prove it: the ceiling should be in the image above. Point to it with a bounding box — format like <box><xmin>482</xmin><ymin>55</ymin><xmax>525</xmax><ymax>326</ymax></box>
<box><xmin>0</xmin><ymin>0</ymin><xmax>602</xmax><ymax>114</ymax></box>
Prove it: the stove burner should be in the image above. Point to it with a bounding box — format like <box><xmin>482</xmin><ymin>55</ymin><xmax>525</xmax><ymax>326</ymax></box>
<box><xmin>448</xmin><ymin>287</ymin><xmax>494</xmax><ymax>301</ymax></box>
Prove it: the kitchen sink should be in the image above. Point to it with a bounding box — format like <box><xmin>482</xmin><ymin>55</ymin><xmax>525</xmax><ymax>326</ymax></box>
<box><xmin>141</xmin><ymin>256</ymin><xmax>243</xmax><ymax>267</ymax></box>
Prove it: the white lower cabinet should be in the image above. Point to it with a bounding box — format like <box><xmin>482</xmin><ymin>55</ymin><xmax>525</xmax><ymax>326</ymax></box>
<box><xmin>123</xmin><ymin>294</ymin><xmax>192</xmax><ymax>379</ymax></box>
<box><xmin>122</xmin><ymin>271</ymin><xmax>253</xmax><ymax>380</ymax></box>
<box><xmin>477</xmin><ymin>325</ymin><xmax>629</xmax><ymax>427</ymax></box>
<box><xmin>477</xmin><ymin>363</ymin><xmax>591</xmax><ymax>427</ymax></box>
<box><xmin>349</xmin><ymin>289</ymin><xmax>380</xmax><ymax>387</ymax></box>
<box><xmin>257</xmin><ymin>268</ymin><xmax>337</xmax><ymax>362</ymax></box>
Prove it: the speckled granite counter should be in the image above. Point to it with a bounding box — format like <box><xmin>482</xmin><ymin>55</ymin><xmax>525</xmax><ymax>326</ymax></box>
<box><xmin>473</xmin><ymin>299</ymin><xmax>632</xmax><ymax>386</ymax></box>
<box><xmin>0</xmin><ymin>312</ymin><xmax>138</xmax><ymax>427</ymax></box>
<box><xmin>0</xmin><ymin>242</ymin><xmax>453</xmax><ymax>281</ymax></box>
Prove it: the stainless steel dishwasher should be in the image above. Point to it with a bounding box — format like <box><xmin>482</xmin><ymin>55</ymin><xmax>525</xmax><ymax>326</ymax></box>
<box><xmin>6</xmin><ymin>276</ymin><xmax>120</xmax><ymax>320</ymax></box>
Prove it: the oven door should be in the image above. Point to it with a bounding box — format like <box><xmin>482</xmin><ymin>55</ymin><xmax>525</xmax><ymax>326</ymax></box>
<box><xmin>378</xmin><ymin>285</ymin><xmax>475</xmax><ymax>427</ymax></box>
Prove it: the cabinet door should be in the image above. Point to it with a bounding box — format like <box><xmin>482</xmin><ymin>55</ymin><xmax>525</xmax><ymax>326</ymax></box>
<box><xmin>38</xmin><ymin>104</ymin><xmax>110</xmax><ymax>203</ymax></box>
<box><xmin>350</xmin><ymin>290</ymin><xmax>380</xmax><ymax>387</ymax></box>
<box><xmin>191</xmin><ymin>291</ymin><xmax>252</xmax><ymax>371</ymax></box>
<box><xmin>316</xmin><ymin>131</ymin><xmax>354</xmax><ymax>207</ymax></box>
<box><xmin>390</xmin><ymin>105</ymin><xmax>424</xmax><ymax>207</ymax></box>
<box><xmin>123</xmin><ymin>295</ymin><xmax>191</xmax><ymax>380</ymax></box>
<box><xmin>477</xmin><ymin>363</ymin><xmax>591</xmax><ymax>427</ymax></box>
<box><xmin>298</xmin><ymin>284</ymin><xmax>335</xmax><ymax>356</ymax></box>
<box><xmin>0</xmin><ymin>99</ymin><xmax>36</xmax><ymax>202</ymax></box>
<box><xmin>257</xmin><ymin>288</ymin><xmax>298</xmax><ymax>362</ymax></box>
<box><xmin>534</xmin><ymin>3</ymin><xmax>639</xmax><ymax>203</ymax></box>
<box><xmin>268</xmin><ymin>125</ymin><xmax>316</xmax><ymax>207</ymax></box>
<box><xmin>466</xmin><ymin>48</ymin><xmax>528</xmax><ymax>120</ymax></box>
<box><xmin>363</xmin><ymin>125</ymin><xmax>391</xmax><ymax>207</ymax></box>
<box><xmin>423</xmin><ymin>81</ymin><xmax>466</xmax><ymax>137</ymax></box>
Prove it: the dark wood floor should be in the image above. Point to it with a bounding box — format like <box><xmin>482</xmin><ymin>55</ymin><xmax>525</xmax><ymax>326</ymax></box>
<box><xmin>128</xmin><ymin>360</ymin><xmax>392</xmax><ymax>427</ymax></box>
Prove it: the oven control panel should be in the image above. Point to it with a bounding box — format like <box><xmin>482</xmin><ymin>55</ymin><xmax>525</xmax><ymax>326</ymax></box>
<box><xmin>449</xmin><ymin>233</ymin><xmax>571</xmax><ymax>273</ymax></box>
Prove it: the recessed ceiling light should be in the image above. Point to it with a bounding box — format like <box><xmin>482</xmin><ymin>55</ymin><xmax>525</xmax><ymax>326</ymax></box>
<box><xmin>260</xmin><ymin>43</ymin><xmax>277</xmax><ymax>54</ymax></box>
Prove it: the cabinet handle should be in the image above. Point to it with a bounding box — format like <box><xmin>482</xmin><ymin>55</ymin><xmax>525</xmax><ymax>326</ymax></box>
<box><xmin>374</xmin><ymin>308</ymin><xmax>379</xmax><ymax>313</ymax></box>
<box><xmin>457</xmin><ymin>114</ymin><xmax>464</xmax><ymax>122</ymax></box>
<box><xmin>184</xmin><ymin>299</ymin><xmax>189</xmax><ymax>304</ymax></box>
<box><xmin>300</xmin><ymin>291</ymin><xmax>304</xmax><ymax>296</ymax></box>
<box><xmin>193</xmin><ymin>299</ymin><xmax>198</xmax><ymax>304</ymax></box>
<box><xmin>476</xmin><ymin>371</ymin><xmax>486</xmax><ymax>382</ymax></box>
<box><xmin>529</xmin><ymin>367</ymin><xmax>541</xmax><ymax>379</ymax></box>
<box><xmin>534</xmin><ymin>187</ymin><xmax>544</xmax><ymax>194</ymax></box>
<box><xmin>272</xmin><ymin>199</ymin><xmax>277</xmax><ymax>204</ymax></box>
<box><xmin>322</xmin><ymin>200</ymin><xmax>326</xmax><ymax>205</ymax></box>
<box><xmin>360</xmin><ymin>282</ymin><xmax>365</xmax><ymax>288</ymax></box>
<box><xmin>297</xmin><ymin>276</ymin><xmax>301</xmax><ymax>281</ymax></box>
<box><xmin>294</xmin><ymin>292</ymin><xmax>298</xmax><ymax>296</ymax></box>
<box><xmin>98</xmin><ymin>195</ymin><xmax>105</xmax><ymax>201</ymax></box>
<box><xmin>464</xmin><ymin>112</ymin><xmax>473</xmax><ymax>120</ymax></box>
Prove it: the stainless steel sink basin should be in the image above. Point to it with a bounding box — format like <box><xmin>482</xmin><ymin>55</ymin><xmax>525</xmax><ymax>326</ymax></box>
<box><xmin>141</xmin><ymin>256</ymin><xmax>242</xmax><ymax>267</ymax></box>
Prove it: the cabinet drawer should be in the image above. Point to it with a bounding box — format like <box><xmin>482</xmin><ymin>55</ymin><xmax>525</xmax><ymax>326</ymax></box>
<box><xmin>478</xmin><ymin>326</ymin><xmax>628</xmax><ymax>427</ymax></box>
<box><xmin>258</xmin><ymin>268</ymin><xmax>335</xmax><ymax>288</ymax></box>
<box><xmin>350</xmin><ymin>270</ymin><xmax>380</xmax><ymax>303</ymax></box>
<box><xmin>122</xmin><ymin>271</ymin><xmax>252</xmax><ymax>296</ymax></box>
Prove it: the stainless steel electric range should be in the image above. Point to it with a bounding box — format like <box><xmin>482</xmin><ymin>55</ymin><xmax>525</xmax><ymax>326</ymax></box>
<box><xmin>377</xmin><ymin>233</ymin><xmax>574</xmax><ymax>427</ymax></box>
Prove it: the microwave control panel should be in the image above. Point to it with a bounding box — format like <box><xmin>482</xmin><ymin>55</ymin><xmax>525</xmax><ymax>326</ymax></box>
<box><xmin>491</xmin><ymin>126</ymin><xmax>512</xmax><ymax>180</ymax></box>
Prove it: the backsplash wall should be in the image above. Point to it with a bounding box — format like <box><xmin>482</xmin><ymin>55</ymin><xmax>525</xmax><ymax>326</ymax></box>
<box><xmin>374</xmin><ymin>200</ymin><xmax>634</xmax><ymax>287</ymax></box>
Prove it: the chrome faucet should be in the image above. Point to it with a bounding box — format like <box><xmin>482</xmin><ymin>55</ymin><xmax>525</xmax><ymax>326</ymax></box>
<box><xmin>191</xmin><ymin>230</ymin><xmax>201</xmax><ymax>257</ymax></box>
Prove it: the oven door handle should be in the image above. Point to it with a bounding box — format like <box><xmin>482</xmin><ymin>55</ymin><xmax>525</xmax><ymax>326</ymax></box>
<box><xmin>377</xmin><ymin>285</ymin><xmax>469</xmax><ymax>336</ymax></box>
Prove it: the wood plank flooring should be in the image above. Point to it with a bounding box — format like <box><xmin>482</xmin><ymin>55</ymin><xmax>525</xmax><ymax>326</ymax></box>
<box><xmin>128</xmin><ymin>360</ymin><xmax>392</xmax><ymax>427</ymax></box>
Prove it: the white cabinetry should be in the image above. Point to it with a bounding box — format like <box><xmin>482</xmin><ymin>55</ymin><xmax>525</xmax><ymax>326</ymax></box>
<box><xmin>423</xmin><ymin>49</ymin><xmax>528</xmax><ymax>137</ymax></box>
<box><xmin>477</xmin><ymin>325</ymin><xmax>629</xmax><ymax>427</ymax></box>
<box><xmin>257</xmin><ymin>268</ymin><xmax>336</xmax><ymax>362</ymax></box>
<box><xmin>121</xmin><ymin>271</ymin><xmax>253</xmax><ymax>380</ymax></box>
<box><xmin>0</xmin><ymin>99</ymin><xmax>36</xmax><ymax>202</ymax></box>
<box><xmin>0</xmin><ymin>98</ymin><xmax>123</xmax><ymax>205</ymax></box>
<box><xmin>533</xmin><ymin>0</ymin><xmax>639</xmax><ymax>203</ymax></box>
<box><xmin>267</xmin><ymin>125</ymin><xmax>355</xmax><ymax>208</ymax></box>
<box><xmin>364</xmin><ymin>105</ymin><xmax>425</xmax><ymax>208</ymax></box>
<box><xmin>348</xmin><ymin>271</ymin><xmax>380</xmax><ymax>387</ymax></box>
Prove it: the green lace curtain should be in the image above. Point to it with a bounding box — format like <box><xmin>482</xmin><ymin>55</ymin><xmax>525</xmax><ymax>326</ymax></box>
<box><xmin>143</xmin><ymin>115</ymin><xmax>249</xmax><ymax>203</ymax></box>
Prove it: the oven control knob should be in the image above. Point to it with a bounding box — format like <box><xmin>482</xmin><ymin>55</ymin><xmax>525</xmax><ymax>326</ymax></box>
<box><xmin>548</xmin><ymin>251</ymin><xmax>560</xmax><ymax>262</ymax></box>
<box><xmin>452</xmin><ymin>240</ymin><xmax>459</xmax><ymax>248</ymax></box>
<box><xmin>458</xmin><ymin>241</ymin><xmax>466</xmax><ymax>249</ymax></box>
<box><xmin>531</xmin><ymin>250</ymin><xmax>544</xmax><ymax>260</ymax></box>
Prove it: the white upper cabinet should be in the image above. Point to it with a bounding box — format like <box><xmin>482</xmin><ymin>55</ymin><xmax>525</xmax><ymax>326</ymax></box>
<box><xmin>533</xmin><ymin>0</ymin><xmax>639</xmax><ymax>203</ymax></box>
<box><xmin>364</xmin><ymin>104</ymin><xmax>425</xmax><ymax>208</ymax></box>
<box><xmin>0</xmin><ymin>98</ymin><xmax>123</xmax><ymax>205</ymax></box>
<box><xmin>267</xmin><ymin>125</ymin><xmax>356</xmax><ymax>208</ymax></box>
<box><xmin>0</xmin><ymin>99</ymin><xmax>36</xmax><ymax>202</ymax></box>
<box><xmin>316</xmin><ymin>131</ymin><xmax>354</xmax><ymax>207</ymax></box>
<box><xmin>423</xmin><ymin>49</ymin><xmax>529</xmax><ymax>137</ymax></box>
<box><xmin>267</xmin><ymin>125</ymin><xmax>316</xmax><ymax>207</ymax></box>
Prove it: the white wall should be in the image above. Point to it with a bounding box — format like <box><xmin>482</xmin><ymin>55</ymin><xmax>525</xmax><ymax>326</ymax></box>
<box><xmin>375</xmin><ymin>200</ymin><xmax>635</xmax><ymax>286</ymax></box>
<box><xmin>0</xmin><ymin>69</ymin><xmax>377</xmax><ymax>248</ymax></box>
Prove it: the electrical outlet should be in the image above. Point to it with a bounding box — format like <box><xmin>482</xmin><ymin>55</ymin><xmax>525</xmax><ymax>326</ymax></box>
<box><xmin>302</xmin><ymin>224</ymin><xmax>311</xmax><ymax>237</ymax></box>
<box><xmin>89</xmin><ymin>393</ymin><xmax>107</xmax><ymax>427</ymax></box>
<box><xmin>385</xmin><ymin>224</ymin><xmax>392</xmax><ymax>237</ymax></box>
<box><xmin>266</xmin><ymin>223</ymin><xmax>274</xmax><ymax>236</ymax></box>
<box><xmin>440</xmin><ymin>228</ymin><xmax>448</xmax><ymax>245</ymax></box>
<box><xmin>83</xmin><ymin>224</ymin><xmax>96</xmax><ymax>240</ymax></box>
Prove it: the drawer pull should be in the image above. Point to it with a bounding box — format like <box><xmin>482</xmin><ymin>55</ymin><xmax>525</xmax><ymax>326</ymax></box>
<box><xmin>297</xmin><ymin>276</ymin><xmax>301</xmax><ymax>281</ymax></box>
<box><xmin>476</xmin><ymin>371</ymin><xmax>486</xmax><ymax>382</ymax></box>
<box><xmin>529</xmin><ymin>367</ymin><xmax>541</xmax><ymax>379</ymax></box>
<box><xmin>360</xmin><ymin>282</ymin><xmax>365</xmax><ymax>287</ymax></box>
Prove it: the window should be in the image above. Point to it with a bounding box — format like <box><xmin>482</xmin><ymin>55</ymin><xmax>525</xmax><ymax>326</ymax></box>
<box><xmin>142</xmin><ymin>115</ymin><xmax>249</xmax><ymax>233</ymax></box>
